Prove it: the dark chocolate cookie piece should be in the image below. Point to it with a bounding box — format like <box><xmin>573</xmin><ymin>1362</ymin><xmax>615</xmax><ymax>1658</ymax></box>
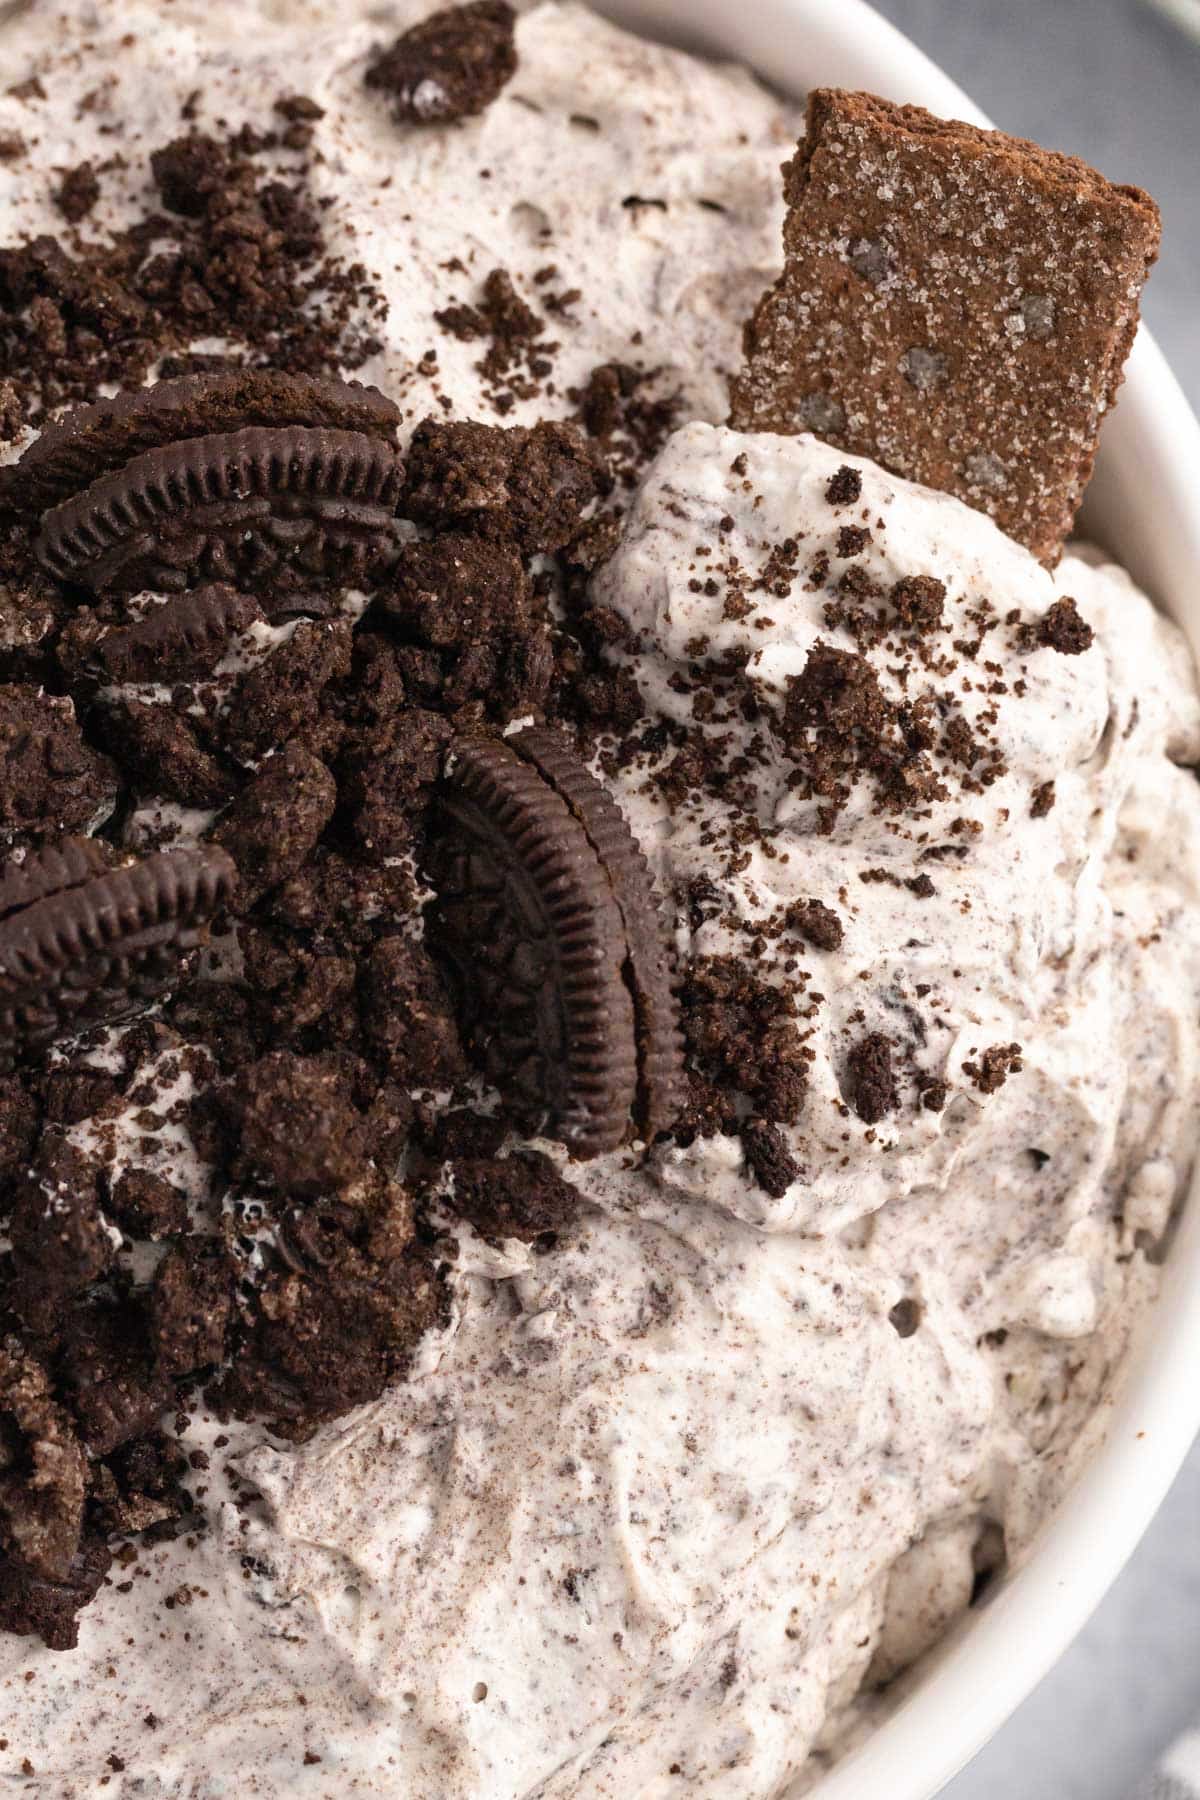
<box><xmin>360</xmin><ymin>933</ymin><xmax>465</xmax><ymax>1088</ymax></box>
<box><xmin>36</xmin><ymin>424</ymin><xmax>404</xmax><ymax>595</ymax></box>
<box><xmin>844</xmin><ymin>1030</ymin><xmax>898</xmax><ymax>1124</ymax></box>
<box><xmin>8</xmin><ymin>1135</ymin><xmax>115</xmax><ymax>1327</ymax></box>
<box><xmin>0</xmin><ymin>687</ymin><xmax>118</xmax><ymax>847</ymax></box>
<box><xmin>400</xmin><ymin>417</ymin><xmax>609</xmax><ymax>555</ymax></box>
<box><xmin>0</xmin><ymin>1339</ymin><xmax>88</xmax><ymax>1584</ymax></box>
<box><xmin>3</xmin><ymin>369</ymin><xmax>399</xmax><ymax>516</ymax></box>
<box><xmin>96</xmin><ymin>698</ymin><xmax>235</xmax><ymax>810</ymax></box>
<box><xmin>90</xmin><ymin>1429</ymin><xmax>189</xmax><ymax>1538</ymax></box>
<box><xmin>0</xmin><ymin>836</ymin><xmax>109</xmax><ymax>920</ymax></box>
<box><xmin>230</xmin><ymin>1051</ymin><xmax>370</xmax><ymax>1197</ymax></box>
<box><xmin>219</xmin><ymin>1178</ymin><xmax>441</xmax><ymax>1434</ymax></box>
<box><xmin>107</xmin><ymin>1167</ymin><xmax>189</xmax><ymax>1241</ymax></box>
<box><xmin>95</xmin><ymin>585</ymin><xmax>264</xmax><ymax>684</ymax></box>
<box><xmin>427</xmin><ymin>729</ymin><xmax>682</xmax><ymax>1155</ymax></box>
<box><xmin>224</xmin><ymin>617</ymin><xmax>352</xmax><ymax>764</ymax></box>
<box><xmin>679</xmin><ymin>955</ymin><xmax>811</xmax><ymax>1134</ymax></box>
<box><xmin>0</xmin><ymin>843</ymin><xmax>237</xmax><ymax>1069</ymax></box>
<box><xmin>510</xmin><ymin>727</ymin><xmax>685</xmax><ymax>1144</ymax></box>
<box><xmin>210</xmin><ymin>741</ymin><xmax>335</xmax><ymax>906</ymax></box>
<box><xmin>365</xmin><ymin>1</ymin><xmax>517</xmax><ymax>125</ymax></box>
<box><xmin>428</xmin><ymin>733</ymin><xmax>635</xmax><ymax>1156</ymax></box>
<box><xmin>740</xmin><ymin>1118</ymin><xmax>802</xmax><ymax>1199</ymax></box>
<box><xmin>443</xmin><ymin>1149</ymin><xmax>580</xmax><ymax>1245</ymax></box>
<box><xmin>149</xmin><ymin>1242</ymin><xmax>236</xmax><ymax>1378</ymax></box>
<box><xmin>57</xmin><ymin>1299</ymin><xmax>173</xmax><ymax>1457</ymax></box>
<box><xmin>0</xmin><ymin>1533</ymin><xmax>111</xmax><ymax>1653</ymax></box>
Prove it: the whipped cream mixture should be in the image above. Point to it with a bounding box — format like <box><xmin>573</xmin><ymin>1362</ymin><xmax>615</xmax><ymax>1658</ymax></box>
<box><xmin>2</xmin><ymin>4</ymin><xmax>1200</xmax><ymax>1798</ymax></box>
<box><xmin>0</xmin><ymin>0</ymin><xmax>794</xmax><ymax>450</ymax></box>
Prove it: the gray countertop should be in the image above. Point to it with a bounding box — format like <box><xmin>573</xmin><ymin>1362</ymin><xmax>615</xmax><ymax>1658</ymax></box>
<box><xmin>863</xmin><ymin>11</ymin><xmax>1200</xmax><ymax>1794</ymax></box>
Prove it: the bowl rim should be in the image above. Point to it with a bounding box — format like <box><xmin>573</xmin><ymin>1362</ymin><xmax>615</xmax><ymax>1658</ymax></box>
<box><xmin>596</xmin><ymin>1</ymin><xmax>1200</xmax><ymax>1793</ymax></box>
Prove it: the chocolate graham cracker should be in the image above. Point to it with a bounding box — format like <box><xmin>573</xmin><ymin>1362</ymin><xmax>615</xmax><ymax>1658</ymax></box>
<box><xmin>729</xmin><ymin>89</ymin><xmax>1161</xmax><ymax>564</ymax></box>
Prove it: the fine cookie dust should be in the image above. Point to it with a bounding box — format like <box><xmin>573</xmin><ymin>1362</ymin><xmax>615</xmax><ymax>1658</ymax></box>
<box><xmin>0</xmin><ymin>2</ymin><xmax>1197</xmax><ymax>1798</ymax></box>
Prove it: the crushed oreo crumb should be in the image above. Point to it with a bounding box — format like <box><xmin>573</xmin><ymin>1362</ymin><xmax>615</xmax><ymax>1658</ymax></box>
<box><xmin>53</xmin><ymin>161</ymin><xmax>100</xmax><ymax>224</ymax></box>
<box><xmin>740</xmin><ymin>1118</ymin><xmax>801</xmax><ymax>1198</ymax></box>
<box><xmin>1035</xmin><ymin>595</ymin><xmax>1095</xmax><ymax>655</ymax></box>
<box><xmin>785</xmin><ymin>897</ymin><xmax>844</xmax><ymax>951</ymax></box>
<box><xmin>440</xmin><ymin>1151</ymin><xmax>580</xmax><ymax>1244</ymax></box>
<box><xmin>680</xmin><ymin>956</ymin><xmax>812</xmax><ymax>1135</ymax></box>
<box><xmin>365</xmin><ymin>2</ymin><xmax>518</xmax><ymax>125</ymax></box>
<box><xmin>1030</xmin><ymin>779</ymin><xmax>1056</xmax><ymax>818</ymax></box>
<box><xmin>844</xmin><ymin>1032</ymin><xmax>898</xmax><ymax>1125</ymax></box>
<box><xmin>0</xmin><ymin>120</ymin><xmax>386</xmax><ymax>440</ymax></box>
<box><xmin>963</xmin><ymin>1042</ymin><xmax>1024</xmax><ymax>1093</ymax></box>
<box><xmin>824</xmin><ymin>464</ymin><xmax>862</xmax><ymax>506</ymax></box>
<box><xmin>888</xmin><ymin>1297</ymin><xmax>922</xmax><ymax>1337</ymax></box>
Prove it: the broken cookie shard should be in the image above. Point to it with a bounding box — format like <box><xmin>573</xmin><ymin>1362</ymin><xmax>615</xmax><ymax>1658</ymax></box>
<box><xmin>729</xmin><ymin>88</ymin><xmax>1161</xmax><ymax>564</ymax></box>
<box><xmin>35</xmin><ymin>424</ymin><xmax>404</xmax><ymax>595</ymax></box>
<box><xmin>0</xmin><ymin>836</ymin><xmax>109</xmax><ymax>923</ymax></box>
<box><xmin>0</xmin><ymin>844</ymin><xmax>237</xmax><ymax>1069</ymax></box>
<box><xmin>94</xmin><ymin>584</ymin><xmax>264</xmax><ymax>684</ymax></box>
<box><xmin>0</xmin><ymin>1340</ymin><xmax>88</xmax><ymax>1585</ymax></box>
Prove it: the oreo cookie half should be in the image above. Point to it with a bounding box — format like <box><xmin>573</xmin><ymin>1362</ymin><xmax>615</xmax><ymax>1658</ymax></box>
<box><xmin>36</xmin><ymin>425</ymin><xmax>404</xmax><ymax>595</ymax></box>
<box><xmin>0</xmin><ymin>843</ymin><xmax>237</xmax><ymax>1069</ymax></box>
<box><xmin>512</xmin><ymin>727</ymin><xmax>685</xmax><ymax>1144</ymax></box>
<box><xmin>3</xmin><ymin>369</ymin><xmax>399</xmax><ymax>516</ymax></box>
<box><xmin>427</xmin><ymin>728</ymin><xmax>683</xmax><ymax>1157</ymax></box>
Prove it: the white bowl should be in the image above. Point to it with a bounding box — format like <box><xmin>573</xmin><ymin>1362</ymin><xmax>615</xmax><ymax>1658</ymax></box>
<box><xmin>596</xmin><ymin>3</ymin><xmax>1200</xmax><ymax>1795</ymax></box>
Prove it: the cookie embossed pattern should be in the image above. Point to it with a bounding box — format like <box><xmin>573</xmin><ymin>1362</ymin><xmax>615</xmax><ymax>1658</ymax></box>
<box><xmin>0</xmin><ymin>2</ymin><xmax>1198</xmax><ymax>1799</ymax></box>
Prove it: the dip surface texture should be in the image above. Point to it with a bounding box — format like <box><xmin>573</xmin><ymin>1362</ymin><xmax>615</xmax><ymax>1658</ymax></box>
<box><xmin>0</xmin><ymin>5</ymin><xmax>1198</xmax><ymax>1798</ymax></box>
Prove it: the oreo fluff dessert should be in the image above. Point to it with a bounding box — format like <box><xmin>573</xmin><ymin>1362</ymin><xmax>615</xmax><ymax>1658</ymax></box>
<box><xmin>0</xmin><ymin>4</ymin><xmax>1198</xmax><ymax>1796</ymax></box>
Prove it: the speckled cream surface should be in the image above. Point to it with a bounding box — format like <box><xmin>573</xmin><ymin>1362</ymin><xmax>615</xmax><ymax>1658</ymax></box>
<box><xmin>2</xmin><ymin>4</ymin><xmax>1200</xmax><ymax>1798</ymax></box>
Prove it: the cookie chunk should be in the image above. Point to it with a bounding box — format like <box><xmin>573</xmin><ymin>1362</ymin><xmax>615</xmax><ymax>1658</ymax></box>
<box><xmin>740</xmin><ymin>1118</ymin><xmax>802</xmax><ymax>1199</ymax></box>
<box><xmin>0</xmin><ymin>685</ymin><xmax>117</xmax><ymax>844</ymax></box>
<box><xmin>53</xmin><ymin>161</ymin><xmax>100</xmax><ymax>224</ymax></box>
<box><xmin>401</xmin><ymin>418</ymin><xmax>608</xmax><ymax>555</ymax></box>
<box><xmin>230</xmin><ymin>1052</ymin><xmax>370</xmax><ymax>1196</ymax></box>
<box><xmin>225</xmin><ymin>617</ymin><xmax>352</xmax><ymax>762</ymax></box>
<box><xmin>730</xmin><ymin>89</ymin><xmax>1161</xmax><ymax>563</ymax></box>
<box><xmin>360</xmin><ymin>935</ymin><xmax>465</xmax><ymax>1091</ymax></box>
<box><xmin>0</xmin><ymin>1535</ymin><xmax>110</xmax><ymax>1652</ymax></box>
<box><xmin>221</xmin><ymin>1181</ymin><xmax>442</xmax><ymax>1434</ymax></box>
<box><xmin>365</xmin><ymin>2</ymin><xmax>518</xmax><ymax>125</ymax></box>
<box><xmin>8</xmin><ymin>1137</ymin><xmax>114</xmax><ymax>1324</ymax></box>
<box><xmin>210</xmin><ymin>742</ymin><xmax>336</xmax><ymax>906</ymax></box>
<box><xmin>98</xmin><ymin>698</ymin><xmax>234</xmax><ymax>809</ymax></box>
<box><xmin>844</xmin><ymin>1031</ymin><xmax>899</xmax><ymax>1125</ymax></box>
<box><xmin>108</xmin><ymin>1169</ymin><xmax>189</xmax><ymax>1241</ymax></box>
<box><xmin>444</xmin><ymin>1150</ymin><xmax>580</xmax><ymax>1245</ymax></box>
<box><xmin>0</xmin><ymin>1340</ymin><xmax>87</xmax><ymax>1582</ymax></box>
<box><xmin>58</xmin><ymin>1300</ymin><xmax>173</xmax><ymax>1457</ymax></box>
<box><xmin>680</xmin><ymin>955</ymin><xmax>811</xmax><ymax>1133</ymax></box>
<box><xmin>149</xmin><ymin>1242</ymin><xmax>235</xmax><ymax>1378</ymax></box>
